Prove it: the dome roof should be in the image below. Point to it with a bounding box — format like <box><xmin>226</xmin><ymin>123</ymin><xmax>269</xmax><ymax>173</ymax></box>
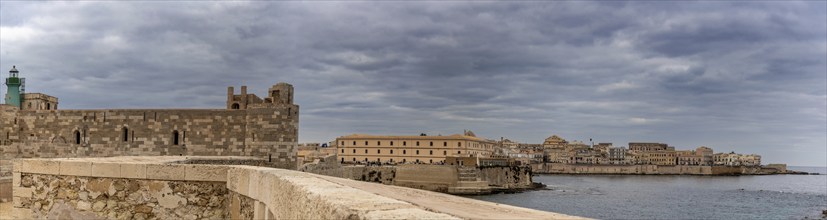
<box><xmin>9</xmin><ymin>66</ymin><xmax>18</xmax><ymax>73</ymax></box>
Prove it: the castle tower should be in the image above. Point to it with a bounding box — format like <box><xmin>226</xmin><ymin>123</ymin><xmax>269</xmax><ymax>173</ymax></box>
<box><xmin>268</xmin><ymin>82</ymin><xmax>293</xmax><ymax>104</ymax></box>
<box><xmin>4</xmin><ymin>66</ymin><xmax>22</xmax><ymax>108</ymax></box>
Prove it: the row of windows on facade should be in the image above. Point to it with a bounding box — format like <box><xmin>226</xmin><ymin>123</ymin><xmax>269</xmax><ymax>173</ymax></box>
<box><xmin>341</xmin><ymin>148</ymin><xmax>464</xmax><ymax>155</ymax></box>
<box><xmin>71</xmin><ymin>128</ymin><xmax>185</xmax><ymax>145</ymax></box>
<box><xmin>342</xmin><ymin>141</ymin><xmax>463</xmax><ymax>147</ymax></box>
<box><xmin>342</xmin><ymin>157</ymin><xmax>441</xmax><ymax>164</ymax></box>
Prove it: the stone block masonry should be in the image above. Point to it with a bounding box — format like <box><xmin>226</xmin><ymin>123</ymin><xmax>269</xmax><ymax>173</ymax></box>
<box><xmin>12</xmin><ymin>156</ymin><xmax>589</xmax><ymax>219</ymax></box>
<box><xmin>0</xmin><ymin>83</ymin><xmax>299</xmax><ymax>170</ymax></box>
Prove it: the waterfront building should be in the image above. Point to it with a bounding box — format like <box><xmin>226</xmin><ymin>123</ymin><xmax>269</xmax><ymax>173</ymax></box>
<box><xmin>740</xmin><ymin>154</ymin><xmax>762</xmax><ymax>166</ymax></box>
<box><xmin>712</xmin><ymin>152</ymin><xmax>760</xmax><ymax>166</ymax></box>
<box><xmin>638</xmin><ymin>150</ymin><xmax>677</xmax><ymax>165</ymax></box>
<box><xmin>335</xmin><ymin>131</ymin><xmax>497</xmax><ymax>164</ymax></box>
<box><xmin>629</xmin><ymin>142</ymin><xmax>669</xmax><ymax>151</ymax></box>
<box><xmin>594</xmin><ymin>143</ymin><xmax>612</xmax><ymax>153</ymax></box>
<box><xmin>547</xmin><ymin>148</ymin><xmax>569</xmax><ymax>163</ymax></box>
<box><xmin>572</xmin><ymin>148</ymin><xmax>603</xmax><ymax>164</ymax></box>
<box><xmin>623</xmin><ymin>152</ymin><xmax>638</xmax><ymax>164</ymax></box>
<box><xmin>677</xmin><ymin>150</ymin><xmax>704</xmax><ymax>165</ymax></box>
<box><xmin>607</xmin><ymin>147</ymin><xmax>628</xmax><ymax>164</ymax></box>
<box><xmin>695</xmin><ymin>146</ymin><xmax>714</xmax><ymax>166</ymax></box>
<box><xmin>542</xmin><ymin>135</ymin><xmax>568</xmax><ymax>149</ymax></box>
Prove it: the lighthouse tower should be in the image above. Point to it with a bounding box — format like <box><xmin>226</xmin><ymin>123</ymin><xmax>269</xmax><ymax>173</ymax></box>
<box><xmin>4</xmin><ymin>66</ymin><xmax>23</xmax><ymax>108</ymax></box>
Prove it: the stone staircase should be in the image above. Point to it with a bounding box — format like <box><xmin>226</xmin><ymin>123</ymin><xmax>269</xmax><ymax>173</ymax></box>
<box><xmin>448</xmin><ymin>167</ymin><xmax>491</xmax><ymax>195</ymax></box>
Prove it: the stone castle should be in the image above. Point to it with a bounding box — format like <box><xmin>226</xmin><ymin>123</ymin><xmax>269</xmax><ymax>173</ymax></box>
<box><xmin>0</xmin><ymin>66</ymin><xmax>299</xmax><ymax>169</ymax></box>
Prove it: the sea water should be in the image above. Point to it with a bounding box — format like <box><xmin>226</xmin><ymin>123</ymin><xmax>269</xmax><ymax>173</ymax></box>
<box><xmin>467</xmin><ymin>166</ymin><xmax>827</xmax><ymax>219</ymax></box>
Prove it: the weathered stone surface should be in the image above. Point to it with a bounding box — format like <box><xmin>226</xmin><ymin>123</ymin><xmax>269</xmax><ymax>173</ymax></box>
<box><xmin>134</xmin><ymin>204</ymin><xmax>152</xmax><ymax>213</ymax></box>
<box><xmin>92</xmin><ymin>200</ymin><xmax>106</xmax><ymax>211</ymax></box>
<box><xmin>15</xmin><ymin>172</ymin><xmax>228</xmax><ymax>220</ymax></box>
<box><xmin>59</xmin><ymin>161</ymin><xmax>92</xmax><ymax>176</ymax></box>
<box><xmin>76</xmin><ymin>200</ymin><xmax>91</xmax><ymax>210</ymax></box>
<box><xmin>20</xmin><ymin>175</ymin><xmax>32</xmax><ymax>187</ymax></box>
<box><xmin>91</xmin><ymin>162</ymin><xmax>121</xmax><ymax>178</ymax></box>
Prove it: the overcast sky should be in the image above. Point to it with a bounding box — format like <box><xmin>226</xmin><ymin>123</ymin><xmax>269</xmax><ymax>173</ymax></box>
<box><xmin>1</xmin><ymin>2</ymin><xmax>824</xmax><ymax>166</ymax></box>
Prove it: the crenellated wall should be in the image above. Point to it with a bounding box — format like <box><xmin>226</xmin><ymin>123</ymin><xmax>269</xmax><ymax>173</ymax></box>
<box><xmin>0</xmin><ymin>83</ymin><xmax>299</xmax><ymax>170</ymax></box>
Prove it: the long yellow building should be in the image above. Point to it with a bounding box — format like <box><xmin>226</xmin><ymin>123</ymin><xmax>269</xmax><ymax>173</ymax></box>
<box><xmin>335</xmin><ymin>133</ymin><xmax>497</xmax><ymax>164</ymax></box>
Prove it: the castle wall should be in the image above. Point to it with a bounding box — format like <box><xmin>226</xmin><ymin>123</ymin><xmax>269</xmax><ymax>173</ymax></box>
<box><xmin>0</xmin><ymin>102</ymin><xmax>298</xmax><ymax>170</ymax></box>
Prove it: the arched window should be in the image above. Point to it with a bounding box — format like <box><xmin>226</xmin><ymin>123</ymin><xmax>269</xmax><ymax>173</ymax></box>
<box><xmin>443</xmin><ymin>151</ymin><xmax>447</xmax><ymax>155</ymax></box>
<box><xmin>377</xmin><ymin>149</ymin><xmax>381</xmax><ymax>154</ymax></box>
<box><xmin>172</xmin><ymin>130</ymin><xmax>180</xmax><ymax>145</ymax></box>
<box><xmin>443</xmin><ymin>142</ymin><xmax>447</xmax><ymax>147</ymax></box>
<box><xmin>390</xmin><ymin>150</ymin><xmax>394</xmax><ymax>154</ymax></box>
<box><xmin>457</xmin><ymin>151</ymin><xmax>461</xmax><ymax>154</ymax></box>
<box><xmin>122</xmin><ymin>127</ymin><xmax>129</xmax><ymax>142</ymax></box>
<box><xmin>353</xmin><ymin>149</ymin><xmax>356</xmax><ymax>153</ymax></box>
<box><xmin>416</xmin><ymin>150</ymin><xmax>419</xmax><ymax>155</ymax></box>
<box><xmin>231</xmin><ymin>103</ymin><xmax>240</xmax><ymax>109</ymax></box>
<box><xmin>429</xmin><ymin>159</ymin><xmax>433</xmax><ymax>163</ymax></box>
<box><xmin>353</xmin><ymin>141</ymin><xmax>356</xmax><ymax>145</ymax></box>
<box><xmin>429</xmin><ymin>142</ymin><xmax>433</xmax><ymax>146</ymax></box>
<box><xmin>352</xmin><ymin>158</ymin><xmax>356</xmax><ymax>161</ymax></box>
<box><xmin>378</xmin><ymin>141</ymin><xmax>381</xmax><ymax>145</ymax></box>
<box><xmin>416</xmin><ymin>141</ymin><xmax>420</xmax><ymax>146</ymax></box>
<box><xmin>365</xmin><ymin>141</ymin><xmax>368</xmax><ymax>145</ymax></box>
<box><xmin>46</xmin><ymin>103</ymin><xmax>51</xmax><ymax>110</ymax></box>
<box><xmin>74</xmin><ymin>130</ymin><xmax>81</xmax><ymax>145</ymax></box>
<box><xmin>341</xmin><ymin>158</ymin><xmax>344</xmax><ymax>162</ymax></box>
<box><xmin>341</xmin><ymin>149</ymin><xmax>344</xmax><ymax>153</ymax></box>
<box><xmin>341</xmin><ymin>141</ymin><xmax>344</xmax><ymax>146</ymax></box>
<box><xmin>402</xmin><ymin>159</ymin><xmax>406</xmax><ymax>163</ymax></box>
<box><xmin>458</xmin><ymin>142</ymin><xmax>462</xmax><ymax>147</ymax></box>
<box><xmin>429</xmin><ymin>150</ymin><xmax>433</xmax><ymax>155</ymax></box>
<box><xmin>390</xmin><ymin>141</ymin><xmax>393</xmax><ymax>146</ymax></box>
<box><xmin>403</xmin><ymin>150</ymin><xmax>406</xmax><ymax>154</ymax></box>
<box><xmin>403</xmin><ymin>141</ymin><xmax>406</xmax><ymax>146</ymax></box>
<box><xmin>364</xmin><ymin>149</ymin><xmax>368</xmax><ymax>153</ymax></box>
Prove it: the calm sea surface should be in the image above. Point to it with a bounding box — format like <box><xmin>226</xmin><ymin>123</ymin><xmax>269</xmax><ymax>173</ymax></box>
<box><xmin>467</xmin><ymin>166</ymin><xmax>827</xmax><ymax>220</ymax></box>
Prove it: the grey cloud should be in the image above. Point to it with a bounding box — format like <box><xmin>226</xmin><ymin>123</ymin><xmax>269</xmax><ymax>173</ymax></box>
<box><xmin>1</xmin><ymin>1</ymin><xmax>824</xmax><ymax>165</ymax></box>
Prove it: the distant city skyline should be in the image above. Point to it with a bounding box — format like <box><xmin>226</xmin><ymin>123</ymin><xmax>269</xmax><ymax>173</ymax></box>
<box><xmin>1</xmin><ymin>1</ymin><xmax>825</xmax><ymax>166</ymax></box>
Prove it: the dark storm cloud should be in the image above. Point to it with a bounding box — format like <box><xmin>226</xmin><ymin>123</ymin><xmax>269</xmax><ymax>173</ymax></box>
<box><xmin>1</xmin><ymin>1</ymin><xmax>824</xmax><ymax>165</ymax></box>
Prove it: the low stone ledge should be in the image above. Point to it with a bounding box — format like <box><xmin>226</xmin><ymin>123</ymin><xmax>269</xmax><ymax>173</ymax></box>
<box><xmin>145</xmin><ymin>163</ymin><xmax>187</xmax><ymax>180</ymax></box>
<box><xmin>14</xmin><ymin>159</ymin><xmax>59</xmax><ymax>175</ymax></box>
<box><xmin>90</xmin><ymin>162</ymin><xmax>121</xmax><ymax>177</ymax></box>
<box><xmin>59</xmin><ymin>160</ymin><xmax>91</xmax><ymax>176</ymax></box>
<box><xmin>184</xmin><ymin>164</ymin><xmax>227</xmax><ymax>182</ymax></box>
<box><xmin>118</xmin><ymin>163</ymin><xmax>146</xmax><ymax>179</ymax></box>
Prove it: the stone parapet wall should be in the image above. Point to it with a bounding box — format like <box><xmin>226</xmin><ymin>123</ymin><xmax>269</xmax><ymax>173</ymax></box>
<box><xmin>11</xmin><ymin>157</ymin><xmax>233</xmax><ymax>219</ymax></box>
<box><xmin>12</xmin><ymin>156</ymin><xmax>587</xmax><ymax>219</ymax></box>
